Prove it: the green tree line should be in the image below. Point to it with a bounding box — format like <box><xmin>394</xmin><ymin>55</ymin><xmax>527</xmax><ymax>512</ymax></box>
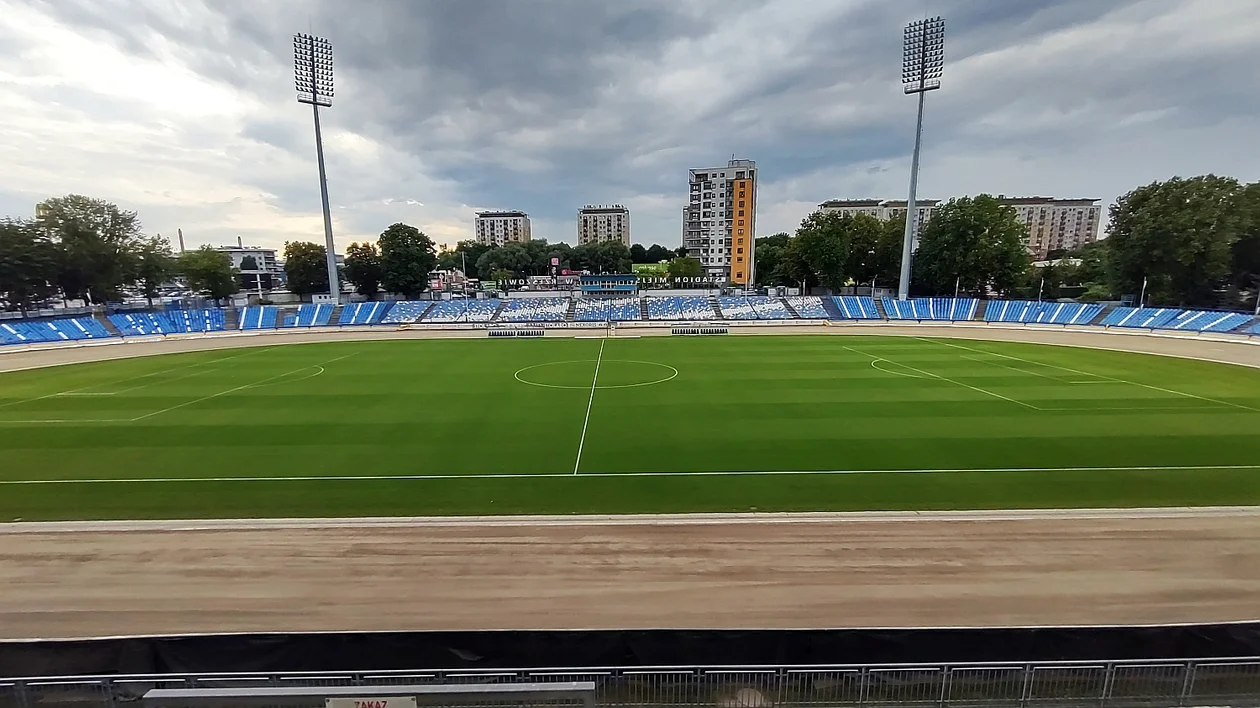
<box><xmin>0</xmin><ymin>194</ymin><xmax>238</xmax><ymax>312</ymax></box>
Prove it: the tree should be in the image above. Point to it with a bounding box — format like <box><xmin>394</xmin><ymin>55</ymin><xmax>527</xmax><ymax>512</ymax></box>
<box><xmin>667</xmin><ymin>256</ymin><xmax>703</xmax><ymax>280</ymax></box>
<box><xmin>283</xmin><ymin>241</ymin><xmax>329</xmax><ymax>297</ymax></box>
<box><xmin>1106</xmin><ymin>175</ymin><xmax>1244</xmax><ymax>306</ymax></box>
<box><xmin>178</xmin><ymin>246</ymin><xmax>237</xmax><ymax>302</ymax></box>
<box><xmin>343</xmin><ymin>241</ymin><xmax>384</xmax><ymax>297</ymax></box>
<box><xmin>35</xmin><ymin>194</ymin><xmax>145</xmax><ymax>303</ymax></box>
<box><xmin>843</xmin><ymin>214</ymin><xmax>886</xmax><ymax>289</ymax></box>
<box><xmin>1230</xmin><ymin>182</ymin><xmax>1260</xmax><ymax>309</ymax></box>
<box><xmin>0</xmin><ymin>219</ymin><xmax>58</xmax><ymax>313</ymax></box>
<box><xmin>645</xmin><ymin>244</ymin><xmax>675</xmax><ymax>263</ymax></box>
<box><xmin>754</xmin><ymin>242</ymin><xmax>786</xmax><ymax>287</ymax></box>
<box><xmin>913</xmin><ymin>195</ymin><xmax>1029</xmax><ymax>296</ymax></box>
<box><xmin>378</xmin><ymin>222</ymin><xmax>436</xmax><ymax>298</ymax></box>
<box><xmin>630</xmin><ymin>244</ymin><xmax>648</xmax><ymax>263</ymax></box>
<box><xmin>674</xmin><ymin>246</ymin><xmax>689</xmax><ymax>259</ymax></box>
<box><xmin>133</xmin><ymin>236</ymin><xmax>177</xmax><ymax>305</ymax></box>
<box><xmin>789</xmin><ymin>211</ymin><xmax>851</xmax><ymax>292</ymax></box>
<box><xmin>571</xmin><ymin>241</ymin><xmax>632</xmax><ymax>274</ymax></box>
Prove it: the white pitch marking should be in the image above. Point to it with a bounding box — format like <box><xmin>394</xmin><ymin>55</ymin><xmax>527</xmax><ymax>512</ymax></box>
<box><xmin>514</xmin><ymin>359</ymin><xmax>677</xmax><ymax>390</ymax></box>
<box><xmin>1</xmin><ymin>463</ymin><xmax>1256</xmax><ymax>486</ymax></box>
<box><xmin>128</xmin><ymin>352</ymin><xmax>355</xmax><ymax>422</ymax></box>
<box><xmin>925</xmin><ymin>337</ymin><xmax>1260</xmax><ymax>413</ymax></box>
<box><xmin>573</xmin><ymin>338</ymin><xmax>605</xmax><ymax>475</ymax></box>
<box><xmin>843</xmin><ymin>344</ymin><xmax>1039</xmax><ymax>410</ymax></box>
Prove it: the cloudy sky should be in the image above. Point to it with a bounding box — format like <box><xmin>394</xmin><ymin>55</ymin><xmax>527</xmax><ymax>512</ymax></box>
<box><xmin>1</xmin><ymin>0</ymin><xmax>1258</xmax><ymax>253</ymax></box>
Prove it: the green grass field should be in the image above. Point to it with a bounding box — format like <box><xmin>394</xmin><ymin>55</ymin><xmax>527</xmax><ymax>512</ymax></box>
<box><xmin>1</xmin><ymin>334</ymin><xmax>1259</xmax><ymax>521</ymax></box>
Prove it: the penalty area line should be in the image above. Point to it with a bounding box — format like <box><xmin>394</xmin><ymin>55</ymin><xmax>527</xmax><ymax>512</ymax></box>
<box><xmin>2</xmin><ymin>464</ymin><xmax>1258</xmax><ymax>485</ymax></box>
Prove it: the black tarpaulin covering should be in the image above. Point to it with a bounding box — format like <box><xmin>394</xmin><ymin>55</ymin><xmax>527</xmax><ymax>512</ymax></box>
<box><xmin>3</xmin><ymin>624</ymin><xmax>1260</xmax><ymax>679</ymax></box>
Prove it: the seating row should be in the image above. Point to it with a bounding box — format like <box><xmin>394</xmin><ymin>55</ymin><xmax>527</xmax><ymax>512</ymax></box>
<box><xmin>716</xmin><ymin>297</ymin><xmax>792</xmax><ymax>320</ymax></box>
<box><xmin>574</xmin><ymin>298</ymin><xmax>641</xmax><ymax>322</ymax></box>
<box><xmin>338</xmin><ymin>302</ymin><xmax>391</xmax><ymax>325</ymax></box>
<box><xmin>984</xmin><ymin>300</ymin><xmax>1103</xmax><ymax>325</ymax></box>
<box><xmin>110</xmin><ymin>309</ymin><xmax>227</xmax><ymax>336</ymax></box>
<box><xmin>0</xmin><ymin>317</ymin><xmax>112</xmax><ymax>345</ymax></box>
<box><xmin>645</xmin><ymin>296</ymin><xmax>714</xmax><ymax>321</ymax></box>
<box><xmin>785</xmin><ymin>296</ymin><xmax>829</xmax><ymax>319</ymax></box>
<box><xmin>833</xmin><ymin>296</ymin><xmax>881</xmax><ymax>319</ymax></box>
<box><xmin>284</xmin><ymin>303</ymin><xmax>334</xmax><ymax>328</ymax></box>
<box><xmin>883</xmin><ymin>297</ymin><xmax>978</xmax><ymax>321</ymax></box>
<box><xmin>1100</xmin><ymin>307</ymin><xmax>1254</xmax><ymax>333</ymax></box>
<box><xmin>499</xmin><ymin>298</ymin><xmax>570</xmax><ymax>322</ymax></box>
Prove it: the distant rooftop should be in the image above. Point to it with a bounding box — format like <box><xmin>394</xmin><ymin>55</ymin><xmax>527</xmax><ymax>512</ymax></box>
<box><xmin>476</xmin><ymin>210</ymin><xmax>529</xmax><ymax>218</ymax></box>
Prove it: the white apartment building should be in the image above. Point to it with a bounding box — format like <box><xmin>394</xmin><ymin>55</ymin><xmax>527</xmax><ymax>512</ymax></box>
<box><xmin>818</xmin><ymin>197</ymin><xmax>1100</xmax><ymax>259</ymax></box>
<box><xmin>683</xmin><ymin>158</ymin><xmax>757</xmax><ymax>285</ymax></box>
<box><xmin>474</xmin><ymin>210</ymin><xmax>532</xmax><ymax>246</ymax></box>
<box><xmin>215</xmin><ymin>239</ymin><xmax>280</xmax><ymax>292</ymax></box>
<box><xmin>577</xmin><ymin>205</ymin><xmax>630</xmax><ymax>246</ymax></box>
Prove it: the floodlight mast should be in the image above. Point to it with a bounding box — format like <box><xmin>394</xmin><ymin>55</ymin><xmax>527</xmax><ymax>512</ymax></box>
<box><xmin>294</xmin><ymin>33</ymin><xmax>340</xmax><ymax>305</ymax></box>
<box><xmin>897</xmin><ymin>16</ymin><xmax>944</xmax><ymax>301</ymax></box>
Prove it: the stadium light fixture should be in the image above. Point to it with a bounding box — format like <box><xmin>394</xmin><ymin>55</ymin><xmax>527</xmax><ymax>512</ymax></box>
<box><xmin>294</xmin><ymin>32</ymin><xmax>340</xmax><ymax>305</ymax></box>
<box><xmin>897</xmin><ymin>16</ymin><xmax>945</xmax><ymax>301</ymax></box>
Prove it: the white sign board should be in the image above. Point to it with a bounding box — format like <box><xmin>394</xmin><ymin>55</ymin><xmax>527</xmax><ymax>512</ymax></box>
<box><xmin>326</xmin><ymin>697</ymin><xmax>417</xmax><ymax>708</ymax></box>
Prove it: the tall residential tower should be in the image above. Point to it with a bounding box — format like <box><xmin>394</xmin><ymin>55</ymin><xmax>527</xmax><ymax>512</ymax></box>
<box><xmin>683</xmin><ymin>159</ymin><xmax>757</xmax><ymax>285</ymax></box>
<box><xmin>577</xmin><ymin>205</ymin><xmax>630</xmax><ymax>245</ymax></box>
<box><xmin>474</xmin><ymin>210</ymin><xmax>532</xmax><ymax>246</ymax></box>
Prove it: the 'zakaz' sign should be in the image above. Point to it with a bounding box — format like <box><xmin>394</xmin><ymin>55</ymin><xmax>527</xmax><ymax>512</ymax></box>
<box><xmin>325</xmin><ymin>698</ymin><xmax>417</xmax><ymax>708</ymax></box>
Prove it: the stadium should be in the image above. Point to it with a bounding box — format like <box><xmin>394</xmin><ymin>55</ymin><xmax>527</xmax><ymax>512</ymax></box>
<box><xmin>2</xmin><ymin>302</ymin><xmax>1260</xmax><ymax>706</ymax></box>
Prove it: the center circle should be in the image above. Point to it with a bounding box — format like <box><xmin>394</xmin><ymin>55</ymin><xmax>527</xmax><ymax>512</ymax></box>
<box><xmin>514</xmin><ymin>359</ymin><xmax>679</xmax><ymax>390</ymax></box>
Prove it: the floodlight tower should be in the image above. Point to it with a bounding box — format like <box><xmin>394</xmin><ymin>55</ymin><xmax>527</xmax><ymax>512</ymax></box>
<box><xmin>897</xmin><ymin>16</ymin><xmax>945</xmax><ymax>301</ymax></box>
<box><xmin>294</xmin><ymin>32</ymin><xmax>340</xmax><ymax>305</ymax></box>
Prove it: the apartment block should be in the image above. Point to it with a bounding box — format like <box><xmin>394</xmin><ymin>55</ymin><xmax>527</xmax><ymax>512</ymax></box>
<box><xmin>577</xmin><ymin>205</ymin><xmax>630</xmax><ymax>246</ymax></box>
<box><xmin>474</xmin><ymin>210</ymin><xmax>532</xmax><ymax>246</ymax></box>
<box><xmin>683</xmin><ymin>158</ymin><xmax>757</xmax><ymax>285</ymax></box>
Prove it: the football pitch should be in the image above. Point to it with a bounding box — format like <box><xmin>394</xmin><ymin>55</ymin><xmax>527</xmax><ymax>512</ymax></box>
<box><xmin>1</xmin><ymin>334</ymin><xmax>1259</xmax><ymax>521</ymax></box>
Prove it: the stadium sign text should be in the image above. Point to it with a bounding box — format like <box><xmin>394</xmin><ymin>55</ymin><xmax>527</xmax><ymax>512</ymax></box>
<box><xmin>326</xmin><ymin>698</ymin><xmax>417</xmax><ymax>708</ymax></box>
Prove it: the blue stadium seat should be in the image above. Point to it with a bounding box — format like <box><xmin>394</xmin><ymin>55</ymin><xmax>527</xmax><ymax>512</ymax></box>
<box><xmin>1159</xmin><ymin>310</ymin><xmax>1253</xmax><ymax>333</ymax></box>
<box><xmin>337</xmin><ymin>302</ymin><xmax>391</xmax><ymax>325</ymax></box>
<box><xmin>237</xmin><ymin>306</ymin><xmax>278</xmax><ymax>330</ymax></box>
<box><xmin>421</xmin><ymin>300</ymin><xmax>500</xmax><ymax>322</ymax></box>
<box><xmin>574</xmin><ymin>298</ymin><xmax>641</xmax><ymax>321</ymax></box>
<box><xmin>716</xmin><ymin>297</ymin><xmax>792</xmax><ymax>320</ymax></box>
<box><xmin>644</xmin><ymin>297</ymin><xmax>714</xmax><ymax>320</ymax></box>
<box><xmin>498</xmin><ymin>298</ymin><xmax>569</xmax><ymax>322</ymax></box>
<box><xmin>0</xmin><ymin>317</ymin><xmax>114</xmax><ymax>345</ymax></box>
<box><xmin>881</xmin><ymin>297</ymin><xmax>976</xmax><ymax>321</ymax></box>
<box><xmin>380</xmin><ymin>301</ymin><xmax>434</xmax><ymax>324</ymax></box>
<box><xmin>832</xmin><ymin>296</ymin><xmax>881</xmax><ymax>319</ymax></box>
<box><xmin>1100</xmin><ymin>307</ymin><xmax>1183</xmax><ymax>329</ymax></box>
<box><xmin>785</xmin><ymin>297</ymin><xmax>828</xmax><ymax>319</ymax></box>
<box><xmin>284</xmin><ymin>303</ymin><xmax>334</xmax><ymax>327</ymax></box>
<box><xmin>984</xmin><ymin>300</ymin><xmax>1103</xmax><ymax>325</ymax></box>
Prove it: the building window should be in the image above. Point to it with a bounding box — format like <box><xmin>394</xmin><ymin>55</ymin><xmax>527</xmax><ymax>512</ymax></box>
<box><xmin>737</xmin><ymin>248</ymin><xmax>743</xmax><ymax>254</ymax></box>
<box><xmin>738</xmin><ymin>201</ymin><xmax>745</xmax><ymax>208</ymax></box>
<box><xmin>737</xmin><ymin>229</ymin><xmax>744</xmax><ymax>235</ymax></box>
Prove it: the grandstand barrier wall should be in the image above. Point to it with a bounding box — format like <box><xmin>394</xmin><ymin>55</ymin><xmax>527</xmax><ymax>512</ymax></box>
<box><xmin>672</xmin><ymin>327</ymin><xmax>729</xmax><ymax>335</ymax></box>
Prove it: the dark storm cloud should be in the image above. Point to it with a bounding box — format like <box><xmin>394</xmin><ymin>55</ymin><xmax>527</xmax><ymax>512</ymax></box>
<box><xmin>13</xmin><ymin>0</ymin><xmax>1260</xmax><ymax>246</ymax></box>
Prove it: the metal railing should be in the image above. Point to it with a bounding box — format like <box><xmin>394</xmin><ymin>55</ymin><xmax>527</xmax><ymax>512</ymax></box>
<box><xmin>4</xmin><ymin>658</ymin><xmax>1260</xmax><ymax>708</ymax></box>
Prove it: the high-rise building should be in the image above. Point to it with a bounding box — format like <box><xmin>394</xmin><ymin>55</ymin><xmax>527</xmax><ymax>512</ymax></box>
<box><xmin>684</xmin><ymin>158</ymin><xmax>757</xmax><ymax>285</ymax></box>
<box><xmin>818</xmin><ymin>197</ymin><xmax>1100</xmax><ymax>259</ymax></box>
<box><xmin>577</xmin><ymin>205</ymin><xmax>630</xmax><ymax>246</ymax></box>
<box><xmin>474</xmin><ymin>210</ymin><xmax>532</xmax><ymax>246</ymax></box>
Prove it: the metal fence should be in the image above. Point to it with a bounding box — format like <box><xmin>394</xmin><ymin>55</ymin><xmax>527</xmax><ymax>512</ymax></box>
<box><xmin>4</xmin><ymin>658</ymin><xmax>1260</xmax><ymax>708</ymax></box>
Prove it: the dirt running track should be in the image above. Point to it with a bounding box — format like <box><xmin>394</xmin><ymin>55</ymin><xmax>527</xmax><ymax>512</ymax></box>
<box><xmin>1</xmin><ymin>326</ymin><xmax>1259</xmax><ymax>639</ymax></box>
<box><xmin>1</xmin><ymin>510</ymin><xmax>1260</xmax><ymax>639</ymax></box>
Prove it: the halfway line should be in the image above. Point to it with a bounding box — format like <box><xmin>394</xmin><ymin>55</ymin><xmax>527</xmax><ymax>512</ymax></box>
<box><xmin>1</xmin><ymin>464</ymin><xmax>1257</xmax><ymax>485</ymax></box>
<box><xmin>573</xmin><ymin>338</ymin><xmax>605</xmax><ymax>475</ymax></box>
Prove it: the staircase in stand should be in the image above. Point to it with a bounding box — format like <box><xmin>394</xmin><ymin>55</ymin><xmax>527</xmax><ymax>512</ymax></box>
<box><xmin>490</xmin><ymin>300</ymin><xmax>508</xmax><ymax>323</ymax></box>
<box><xmin>708</xmin><ymin>295</ymin><xmax>723</xmax><ymax>319</ymax></box>
<box><xmin>565</xmin><ymin>299</ymin><xmax>576</xmax><ymax>322</ymax></box>
<box><xmin>1089</xmin><ymin>304</ymin><xmax>1114</xmax><ymax>326</ymax></box>
<box><xmin>94</xmin><ymin>312</ymin><xmax>122</xmax><ymax>337</ymax></box>
<box><xmin>328</xmin><ymin>304</ymin><xmax>344</xmax><ymax>326</ymax></box>
<box><xmin>639</xmin><ymin>298</ymin><xmax>650</xmax><ymax>320</ymax></box>
<box><xmin>780</xmin><ymin>298</ymin><xmax>801</xmax><ymax>319</ymax></box>
<box><xmin>873</xmin><ymin>297</ymin><xmax>889</xmax><ymax>319</ymax></box>
<box><xmin>973</xmin><ymin>301</ymin><xmax>988</xmax><ymax>320</ymax></box>
<box><xmin>223</xmin><ymin>307</ymin><xmax>239</xmax><ymax>330</ymax></box>
<box><xmin>819</xmin><ymin>296</ymin><xmax>845</xmax><ymax>320</ymax></box>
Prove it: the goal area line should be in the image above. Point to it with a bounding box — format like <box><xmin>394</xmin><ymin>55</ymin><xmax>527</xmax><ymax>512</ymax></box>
<box><xmin>1</xmin><ymin>463</ymin><xmax>1256</xmax><ymax>486</ymax></box>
